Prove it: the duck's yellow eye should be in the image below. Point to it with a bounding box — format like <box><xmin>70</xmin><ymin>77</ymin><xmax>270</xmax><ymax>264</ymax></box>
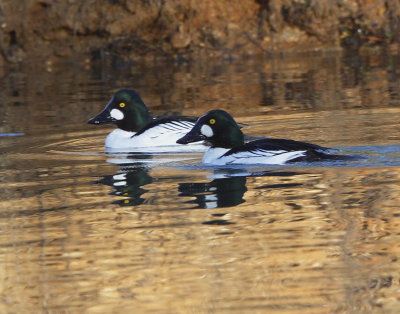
<box><xmin>209</xmin><ymin>118</ymin><xmax>216</xmax><ymax>124</ymax></box>
<box><xmin>123</xmin><ymin>199</ymin><xmax>130</xmax><ymax>204</ymax></box>
<box><xmin>119</xmin><ymin>102</ymin><xmax>126</xmax><ymax>108</ymax></box>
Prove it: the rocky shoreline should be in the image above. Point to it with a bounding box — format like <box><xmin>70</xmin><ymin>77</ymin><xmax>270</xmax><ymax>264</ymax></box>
<box><xmin>1</xmin><ymin>0</ymin><xmax>400</xmax><ymax>65</ymax></box>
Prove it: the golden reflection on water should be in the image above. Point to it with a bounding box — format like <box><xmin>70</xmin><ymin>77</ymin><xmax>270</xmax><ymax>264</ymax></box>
<box><xmin>1</xmin><ymin>51</ymin><xmax>400</xmax><ymax>312</ymax></box>
<box><xmin>1</xmin><ymin>161</ymin><xmax>400</xmax><ymax>313</ymax></box>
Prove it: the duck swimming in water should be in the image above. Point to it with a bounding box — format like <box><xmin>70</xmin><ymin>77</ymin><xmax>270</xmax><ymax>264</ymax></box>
<box><xmin>88</xmin><ymin>89</ymin><xmax>205</xmax><ymax>152</ymax></box>
<box><xmin>177</xmin><ymin>109</ymin><xmax>351</xmax><ymax>165</ymax></box>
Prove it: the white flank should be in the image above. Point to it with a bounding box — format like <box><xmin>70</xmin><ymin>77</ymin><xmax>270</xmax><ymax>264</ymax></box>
<box><xmin>110</xmin><ymin>108</ymin><xmax>124</xmax><ymax>120</ymax></box>
<box><xmin>202</xmin><ymin>148</ymin><xmax>307</xmax><ymax>165</ymax></box>
<box><xmin>200</xmin><ymin>124</ymin><xmax>214</xmax><ymax>137</ymax></box>
<box><xmin>105</xmin><ymin>121</ymin><xmax>207</xmax><ymax>152</ymax></box>
<box><xmin>257</xmin><ymin>151</ymin><xmax>306</xmax><ymax>165</ymax></box>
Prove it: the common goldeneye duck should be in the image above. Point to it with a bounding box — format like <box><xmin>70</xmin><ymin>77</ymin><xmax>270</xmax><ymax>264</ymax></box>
<box><xmin>87</xmin><ymin>89</ymin><xmax>204</xmax><ymax>151</ymax></box>
<box><xmin>177</xmin><ymin>110</ymin><xmax>350</xmax><ymax>165</ymax></box>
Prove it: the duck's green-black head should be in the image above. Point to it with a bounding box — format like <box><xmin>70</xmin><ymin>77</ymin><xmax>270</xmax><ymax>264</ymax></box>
<box><xmin>87</xmin><ymin>89</ymin><xmax>152</xmax><ymax>132</ymax></box>
<box><xmin>177</xmin><ymin>109</ymin><xmax>244</xmax><ymax>148</ymax></box>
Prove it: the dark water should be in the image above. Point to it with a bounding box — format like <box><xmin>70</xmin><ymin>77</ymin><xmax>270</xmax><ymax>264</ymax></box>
<box><xmin>1</xmin><ymin>51</ymin><xmax>400</xmax><ymax>313</ymax></box>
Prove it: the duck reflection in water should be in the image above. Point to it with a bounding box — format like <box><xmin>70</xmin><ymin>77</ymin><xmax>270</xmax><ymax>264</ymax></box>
<box><xmin>97</xmin><ymin>167</ymin><xmax>152</xmax><ymax>206</ymax></box>
<box><xmin>179</xmin><ymin>175</ymin><xmax>247</xmax><ymax>209</ymax></box>
<box><xmin>95</xmin><ymin>153</ymin><xmax>153</xmax><ymax>206</ymax></box>
<box><xmin>96</xmin><ymin>152</ymin><xmax>305</xmax><ymax>211</ymax></box>
<box><xmin>178</xmin><ymin>169</ymin><xmax>304</xmax><ymax>209</ymax></box>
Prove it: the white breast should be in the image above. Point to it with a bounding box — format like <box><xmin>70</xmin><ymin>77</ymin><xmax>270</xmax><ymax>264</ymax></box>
<box><xmin>105</xmin><ymin>129</ymin><xmax>136</xmax><ymax>148</ymax></box>
<box><xmin>202</xmin><ymin>148</ymin><xmax>230</xmax><ymax>164</ymax></box>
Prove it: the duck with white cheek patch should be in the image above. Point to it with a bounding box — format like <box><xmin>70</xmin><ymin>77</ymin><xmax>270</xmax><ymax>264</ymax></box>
<box><xmin>177</xmin><ymin>110</ymin><xmax>355</xmax><ymax>165</ymax></box>
<box><xmin>87</xmin><ymin>89</ymin><xmax>205</xmax><ymax>152</ymax></box>
<box><xmin>88</xmin><ymin>89</ymin><xmax>260</xmax><ymax>152</ymax></box>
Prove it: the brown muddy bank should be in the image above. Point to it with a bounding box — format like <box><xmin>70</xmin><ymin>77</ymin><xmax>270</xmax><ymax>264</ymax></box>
<box><xmin>1</xmin><ymin>0</ymin><xmax>400</xmax><ymax>65</ymax></box>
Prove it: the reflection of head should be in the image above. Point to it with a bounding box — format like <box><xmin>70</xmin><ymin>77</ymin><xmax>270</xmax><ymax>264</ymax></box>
<box><xmin>95</xmin><ymin>167</ymin><xmax>152</xmax><ymax>206</ymax></box>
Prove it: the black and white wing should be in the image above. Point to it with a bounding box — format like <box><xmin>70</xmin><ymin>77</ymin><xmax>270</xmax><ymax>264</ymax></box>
<box><xmin>220</xmin><ymin>138</ymin><xmax>332</xmax><ymax>164</ymax></box>
<box><xmin>134</xmin><ymin>117</ymin><xmax>196</xmax><ymax>137</ymax></box>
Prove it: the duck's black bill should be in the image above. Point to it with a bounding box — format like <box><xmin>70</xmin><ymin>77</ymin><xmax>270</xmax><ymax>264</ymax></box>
<box><xmin>87</xmin><ymin>108</ymin><xmax>114</xmax><ymax>124</ymax></box>
<box><xmin>177</xmin><ymin>126</ymin><xmax>205</xmax><ymax>144</ymax></box>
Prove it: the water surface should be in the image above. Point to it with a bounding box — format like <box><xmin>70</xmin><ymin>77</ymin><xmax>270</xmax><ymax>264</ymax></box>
<box><xmin>1</xmin><ymin>51</ymin><xmax>400</xmax><ymax>313</ymax></box>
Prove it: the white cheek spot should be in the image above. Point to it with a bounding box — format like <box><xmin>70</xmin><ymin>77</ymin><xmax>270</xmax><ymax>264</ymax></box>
<box><xmin>110</xmin><ymin>108</ymin><xmax>124</xmax><ymax>120</ymax></box>
<box><xmin>200</xmin><ymin>124</ymin><xmax>213</xmax><ymax>137</ymax></box>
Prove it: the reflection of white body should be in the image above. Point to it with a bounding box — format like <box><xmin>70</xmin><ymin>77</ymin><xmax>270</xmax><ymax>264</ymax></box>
<box><xmin>202</xmin><ymin>147</ymin><xmax>306</xmax><ymax>165</ymax></box>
